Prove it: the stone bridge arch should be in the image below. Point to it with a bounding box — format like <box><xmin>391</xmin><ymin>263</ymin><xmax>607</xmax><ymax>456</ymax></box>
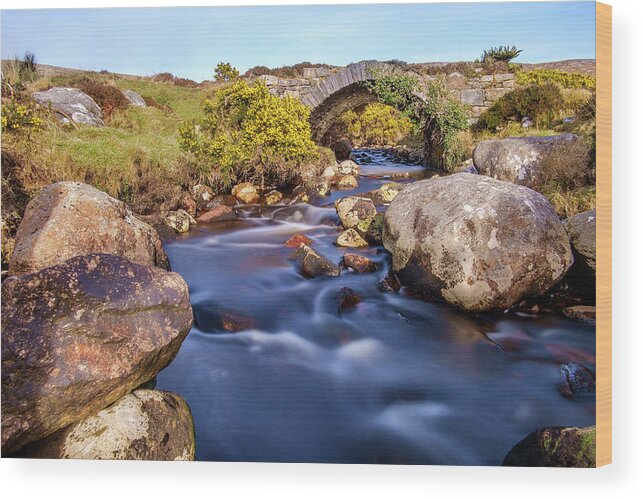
<box><xmin>260</xmin><ymin>60</ymin><xmax>516</xmax><ymax>164</ymax></box>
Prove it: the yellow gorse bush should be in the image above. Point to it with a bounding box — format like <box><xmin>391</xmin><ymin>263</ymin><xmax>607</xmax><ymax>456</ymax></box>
<box><xmin>1</xmin><ymin>99</ymin><xmax>43</xmax><ymax>132</ymax></box>
<box><xmin>515</xmin><ymin>69</ymin><xmax>596</xmax><ymax>89</ymax></box>
<box><xmin>179</xmin><ymin>70</ymin><xmax>318</xmax><ymax>188</ymax></box>
<box><xmin>341</xmin><ymin>102</ymin><xmax>412</xmax><ymax>147</ymax></box>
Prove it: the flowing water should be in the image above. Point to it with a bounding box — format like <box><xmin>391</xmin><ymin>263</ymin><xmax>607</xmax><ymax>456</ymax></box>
<box><xmin>157</xmin><ymin>149</ymin><xmax>596</xmax><ymax>465</ymax></box>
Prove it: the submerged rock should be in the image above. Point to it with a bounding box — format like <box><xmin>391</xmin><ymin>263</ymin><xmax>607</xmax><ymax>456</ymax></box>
<box><xmin>336</xmin><ymin>228</ymin><xmax>368</xmax><ymax>248</ymax></box>
<box><xmin>18</xmin><ymin>390</ymin><xmax>195</xmax><ymax>460</ymax></box>
<box><xmin>382</xmin><ymin>174</ymin><xmax>573</xmax><ymax>312</ymax></box>
<box><xmin>33</xmin><ymin>87</ymin><xmax>104</xmax><ymax>126</ymax></box>
<box><xmin>562</xmin><ymin>305</ymin><xmax>596</xmax><ymax>325</ymax></box>
<box><xmin>378</xmin><ymin>274</ymin><xmax>401</xmax><ymax>294</ymax></box>
<box><xmin>1</xmin><ymin>254</ymin><xmax>193</xmax><ymax>453</ymax></box>
<box><xmin>559</xmin><ymin>362</ymin><xmax>596</xmax><ymax>398</ymax></box>
<box><xmin>502</xmin><ymin>426</ymin><xmax>596</xmax><ymax>467</ymax></box>
<box><xmin>335</xmin><ymin>196</ymin><xmax>377</xmax><ymax>230</ymax></box>
<box><xmin>288</xmin><ymin>244</ymin><xmax>340</xmax><ymax>278</ymax></box>
<box><xmin>196</xmin><ymin>205</ymin><xmax>236</xmax><ymax>223</ymax></box>
<box><xmin>336</xmin><ymin>287</ymin><xmax>363</xmax><ymax>313</ymax></box>
<box><xmin>9</xmin><ymin>181</ymin><xmax>169</xmax><ymax>276</ymax></box>
<box><xmin>342</xmin><ymin>253</ymin><xmax>376</xmax><ymax>273</ymax></box>
<box><xmin>232</xmin><ymin>182</ymin><xmax>260</xmax><ymax>204</ymax></box>
<box><xmin>472</xmin><ymin>134</ymin><xmax>578</xmax><ymax>187</ymax></box>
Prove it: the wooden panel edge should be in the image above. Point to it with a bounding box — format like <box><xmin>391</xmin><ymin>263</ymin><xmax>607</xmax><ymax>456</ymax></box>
<box><xmin>595</xmin><ymin>1</ymin><xmax>612</xmax><ymax>468</ymax></box>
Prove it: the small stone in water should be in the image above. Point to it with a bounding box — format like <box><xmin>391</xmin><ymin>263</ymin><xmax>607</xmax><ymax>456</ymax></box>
<box><xmin>559</xmin><ymin>362</ymin><xmax>596</xmax><ymax>398</ymax></box>
<box><xmin>562</xmin><ymin>305</ymin><xmax>596</xmax><ymax>325</ymax></box>
<box><xmin>336</xmin><ymin>287</ymin><xmax>363</xmax><ymax>313</ymax></box>
<box><xmin>342</xmin><ymin>253</ymin><xmax>376</xmax><ymax>273</ymax></box>
<box><xmin>336</xmin><ymin>174</ymin><xmax>358</xmax><ymax>190</ymax></box>
<box><xmin>288</xmin><ymin>244</ymin><xmax>341</xmax><ymax>278</ymax></box>
<box><xmin>196</xmin><ymin>205</ymin><xmax>236</xmax><ymax>223</ymax></box>
<box><xmin>378</xmin><ymin>274</ymin><xmax>401</xmax><ymax>294</ymax></box>
<box><xmin>285</xmin><ymin>234</ymin><xmax>313</xmax><ymax>248</ymax></box>
<box><xmin>219</xmin><ymin>309</ymin><xmax>257</xmax><ymax>333</ymax></box>
<box><xmin>336</xmin><ymin>229</ymin><xmax>368</xmax><ymax>248</ymax></box>
<box><xmin>264</xmin><ymin>190</ymin><xmax>283</xmax><ymax>205</ymax></box>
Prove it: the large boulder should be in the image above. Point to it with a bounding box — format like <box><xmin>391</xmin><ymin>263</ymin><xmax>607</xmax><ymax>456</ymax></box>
<box><xmin>473</xmin><ymin>134</ymin><xmax>578</xmax><ymax>186</ymax></box>
<box><xmin>122</xmin><ymin>89</ymin><xmax>146</xmax><ymax>108</ymax></box>
<box><xmin>502</xmin><ymin>426</ymin><xmax>596</xmax><ymax>467</ymax></box>
<box><xmin>33</xmin><ymin>87</ymin><xmax>104</xmax><ymax>127</ymax></box>
<box><xmin>9</xmin><ymin>182</ymin><xmax>169</xmax><ymax>276</ymax></box>
<box><xmin>382</xmin><ymin>174</ymin><xmax>573</xmax><ymax>312</ymax></box>
<box><xmin>564</xmin><ymin>209</ymin><xmax>596</xmax><ymax>273</ymax></box>
<box><xmin>1</xmin><ymin>254</ymin><xmax>193</xmax><ymax>453</ymax></box>
<box><xmin>17</xmin><ymin>390</ymin><xmax>195</xmax><ymax>460</ymax></box>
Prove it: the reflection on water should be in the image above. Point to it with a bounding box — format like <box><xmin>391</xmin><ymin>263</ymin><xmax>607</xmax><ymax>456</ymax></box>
<box><xmin>157</xmin><ymin>149</ymin><xmax>595</xmax><ymax>465</ymax></box>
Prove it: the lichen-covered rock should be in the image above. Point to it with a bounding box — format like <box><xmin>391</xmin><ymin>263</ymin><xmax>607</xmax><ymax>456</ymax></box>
<box><xmin>337</xmin><ymin>160</ymin><xmax>360</xmax><ymax>176</ymax></box>
<box><xmin>288</xmin><ymin>244</ymin><xmax>340</xmax><ymax>278</ymax></box>
<box><xmin>231</xmin><ymin>182</ymin><xmax>260</xmax><ymax>204</ymax></box>
<box><xmin>564</xmin><ymin>209</ymin><xmax>596</xmax><ymax>273</ymax></box>
<box><xmin>363</xmin><ymin>182</ymin><xmax>403</xmax><ymax>205</ymax></box>
<box><xmin>335</xmin><ymin>196</ymin><xmax>377</xmax><ymax>230</ymax></box>
<box><xmin>322</xmin><ymin>165</ymin><xmax>339</xmax><ymax>179</ymax></box>
<box><xmin>473</xmin><ymin>134</ymin><xmax>578</xmax><ymax>186</ymax></box>
<box><xmin>32</xmin><ymin>87</ymin><xmax>104</xmax><ymax>126</ymax></box>
<box><xmin>9</xmin><ymin>182</ymin><xmax>169</xmax><ymax>276</ymax></box>
<box><xmin>122</xmin><ymin>89</ymin><xmax>146</xmax><ymax>107</ymax></box>
<box><xmin>336</xmin><ymin>174</ymin><xmax>358</xmax><ymax>190</ymax></box>
<box><xmin>164</xmin><ymin>210</ymin><xmax>196</xmax><ymax>233</ymax></box>
<box><xmin>382</xmin><ymin>174</ymin><xmax>573</xmax><ymax>312</ymax></box>
<box><xmin>502</xmin><ymin>426</ymin><xmax>596</xmax><ymax>467</ymax></box>
<box><xmin>336</xmin><ymin>228</ymin><xmax>368</xmax><ymax>248</ymax></box>
<box><xmin>1</xmin><ymin>254</ymin><xmax>193</xmax><ymax>453</ymax></box>
<box><xmin>196</xmin><ymin>205</ymin><xmax>236</xmax><ymax>223</ymax></box>
<box><xmin>314</xmin><ymin>179</ymin><xmax>332</xmax><ymax>197</ymax></box>
<box><xmin>342</xmin><ymin>253</ymin><xmax>376</xmax><ymax>273</ymax></box>
<box><xmin>17</xmin><ymin>390</ymin><xmax>195</xmax><ymax>461</ymax></box>
<box><xmin>190</xmin><ymin>184</ymin><xmax>214</xmax><ymax>211</ymax></box>
<box><xmin>264</xmin><ymin>190</ymin><xmax>283</xmax><ymax>205</ymax></box>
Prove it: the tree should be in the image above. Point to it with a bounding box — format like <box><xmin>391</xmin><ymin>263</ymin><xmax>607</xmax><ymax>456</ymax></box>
<box><xmin>214</xmin><ymin>62</ymin><xmax>240</xmax><ymax>82</ymax></box>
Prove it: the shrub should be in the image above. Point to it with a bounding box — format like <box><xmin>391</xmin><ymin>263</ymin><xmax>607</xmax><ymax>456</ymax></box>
<box><xmin>361</xmin><ymin>68</ymin><xmax>420</xmax><ymax>113</ymax></box>
<box><xmin>481</xmin><ymin>45</ymin><xmax>523</xmax><ymax>63</ymax></box>
<box><xmin>214</xmin><ymin>62</ymin><xmax>240</xmax><ymax>83</ymax></box>
<box><xmin>516</xmin><ymin>69</ymin><xmax>595</xmax><ymax>89</ymax></box>
<box><xmin>243</xmin><ymin>62</ymin><xmax>336</xmax><ymax>79</ymax></box>
<box><xmin>421</xmin><ymin>79</ymin><xmax>469</xmax><ymax>170</ymax></box>
<box><xmin>1</xmin><ymin>99</ymin><xmax>43</xmax><ymax>132</ymax></box>
<box><xmin>178</xmin><ymin>72</ymin><xmax>318</xmax><ymax>189</ymax></box>
<box><xmin>479</xmin><ymin>83</ymin><xmax>565</xmax><ymax>130</ymax></box>
<box><xmin>67</xmin><ymin>77</ymin><xmax>130</xmax><ymax>121</ymax></box>
<box><xmin>340</xmin><ymin>103</ymin><xmax>412</xmax><ymax>147</ymax></box>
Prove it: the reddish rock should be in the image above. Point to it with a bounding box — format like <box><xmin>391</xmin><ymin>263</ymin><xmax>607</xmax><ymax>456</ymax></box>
<box><xmin>180</xmin><ymin>192</ymin><xmax>197</xmax><ymax>217</ymax></box>
<box><xmin>9</xmin><ymin>182</ymin><xmax>169</xmax><ymax>276</ymax></box>
<box><xmin>285</xmin><ymin>234</ymin><xmax>313</xmax><ymax>248</ymax></box>
<box><xmin>206</xmin><ymin>195</ymin><xmax>238</xmax><ymax>209</ymax></box>
<box><xmin>190</xmin><ymin>184</ymin><xmax>214</xmax><ymax>211</ymax></box>
<box><xmin>232</xmin><ymin>182</ymin><xmax>260</xmax><ymax>204</ymax></box>
<box><xmin>336</xmin><ymin>287</ymin><xmax>363</xmax><ymax>313</ymax></box>
<box><xmin>1</xmin><ymin>254</ymin><xmax>193</xmax><ymax>454</ymax></box>
<box><xmin>196</xmin><ymin>205</ymin><xmax>236</xmax><ymax>223</ymax></box>
<box><xmin>562</xmin><ymin>305</ymin><xmax>596</xmax><ymax>325</ymax></box>
<box><xmin>219</xmin><ymin>309</ymin><xmax>258</xmax><ymax>332</ymax></box>
<box><xmin>342</xmin><ymin>253</ymin><xmax>376</xmax><ymax>273</ymax></box>
<box><xmin>378</xmin><ymin>274</ymin><xmax>401</xmax><ymax>294</ymax></box>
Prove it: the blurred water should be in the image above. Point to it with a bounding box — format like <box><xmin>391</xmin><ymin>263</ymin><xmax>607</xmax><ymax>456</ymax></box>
<box><xmin>157</xmin><ymin>149</ymin><xmax>595</xmax><ymax>465</ymax></box>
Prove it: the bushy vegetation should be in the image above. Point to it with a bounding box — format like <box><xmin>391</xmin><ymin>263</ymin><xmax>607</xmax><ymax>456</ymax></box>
<box><xmin>64</xmin><ymin>77</ymin><xmax>130</xmax><ymax>121</ymax></box>
<box><xmin>516</xmin><ymin>69</ymin><xmax>595</xmax><ymax>89</ymax></box>
<box><xmin>214</xmin><ymin>62</ymin><xmax>240</xmax><ymax>83</ymax></box>
<box><xmin>480</xmin><ymin>45</ymin><xmax>522</xmax><ymax>63</ymax></box>
<box><xmin>362</xmin><ymin>69</ymin><xmax>420</xmax><ymax>114</ymax></box>
<box><xmin>179</xmin><ymin>65</ymin><xmax>321</xmax><ymax>189</ymax></box>
<box><xmin>1</xmin><ymin>99</ymin><xmax>44</xmax><ymax>132</ymax></box>
<box><xmin>243</xmin><ymin>62</ymin><xmax>336</xmax><ymax>79</ymax></box>
<box><xmin>339</xmin><ymin>103</ymin><xmax>412</xmax><ymax>147</ymax></box>
<box><xmin>421</xmin><ymin>79</ymin><xmax>470</xmax><ymax>170</ymax></box>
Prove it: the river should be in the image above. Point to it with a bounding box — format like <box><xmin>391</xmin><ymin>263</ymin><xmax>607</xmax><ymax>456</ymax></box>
<box><xmin>157</xmin><ymin>149</ymin><xmax>595</xmax><ymax>465</ymax></box>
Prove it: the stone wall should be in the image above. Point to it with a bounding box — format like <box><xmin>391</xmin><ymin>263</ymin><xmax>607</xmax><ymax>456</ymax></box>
<box><xmin>258</xmin><ymin>60</ymin><xmax>516</xmax><ymax>131</ymax></box>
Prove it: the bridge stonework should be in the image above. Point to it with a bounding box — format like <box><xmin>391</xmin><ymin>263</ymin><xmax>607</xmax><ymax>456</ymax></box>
<box><xmin>259</xmin><ymin>61</ymin><xmax>515</xmax><ymax>142</ymax></box>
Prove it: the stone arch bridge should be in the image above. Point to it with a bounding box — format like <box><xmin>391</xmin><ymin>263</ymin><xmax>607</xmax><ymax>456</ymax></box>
<box><xmin>259</xmin><ymin>60</ymin><xmax>516</xmax><ymax>145</ymax></box>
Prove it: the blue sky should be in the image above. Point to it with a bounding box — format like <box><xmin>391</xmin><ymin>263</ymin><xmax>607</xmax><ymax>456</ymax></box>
<box><xmin>1</xmin><ymin>2</ymin><xmax>596</xmax><ymax>81</ymax></box>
